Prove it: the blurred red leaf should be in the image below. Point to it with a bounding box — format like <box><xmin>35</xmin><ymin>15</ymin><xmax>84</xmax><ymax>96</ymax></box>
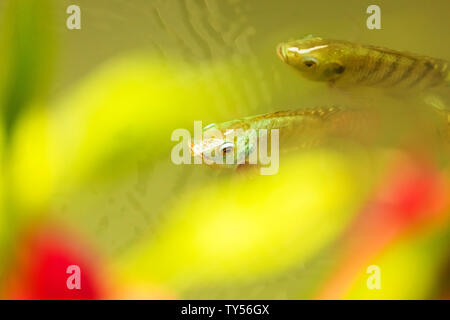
<box><xmin>4</xmin><ymin>222</ymin><xmax>108</xmax><ymax>300</ymax></box>
<box><xmin>317</xmin><ymin>155</ymin><xmax>449</xmax><ymax>299</ymax></box>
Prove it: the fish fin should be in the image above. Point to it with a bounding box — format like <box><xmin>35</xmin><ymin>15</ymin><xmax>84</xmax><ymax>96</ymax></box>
<box><xmin>422</xmin><ymin>93</ymin><xmax>449</xmax><ymax>113</ymax></box>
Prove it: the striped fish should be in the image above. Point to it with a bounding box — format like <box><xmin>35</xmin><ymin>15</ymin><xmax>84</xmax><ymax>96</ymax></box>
<box><xmin>191</xmin><ymin>106</ymin><xmax>376</xmax><ymax>168</ymax></box>
<box><xmin>277</xmin><ymin>35</ymin><xmax>450</xmax><ymax>92</ymax></box>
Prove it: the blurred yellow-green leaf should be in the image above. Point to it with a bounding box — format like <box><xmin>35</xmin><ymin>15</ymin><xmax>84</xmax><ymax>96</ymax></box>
<box><xmin>118</xmin><ymin>150</ymin><xmax>374</xmax><ymax>293</ymax></box>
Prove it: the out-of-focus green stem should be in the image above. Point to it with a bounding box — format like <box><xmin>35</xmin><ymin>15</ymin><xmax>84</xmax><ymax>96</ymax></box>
<box><xmin>0</xmin><ymin>0</ymin><xmax>54</xmax><ymax>292</ymax></box>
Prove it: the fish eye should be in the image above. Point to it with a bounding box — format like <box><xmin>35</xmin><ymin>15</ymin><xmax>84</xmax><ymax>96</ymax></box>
<box><xmin>302</xmin><ymin>57</ymin><xmax>318</xmax><ymax>68</ymax></box>
<box><xmin>220</xmin><ymin>142</ymin><xmax>234</xmax><ymax>154</ymax></box>
<box><xmin>334</xmin><ymin>65</ymin><xmax>345</xmax><ymax>74</ymax></box>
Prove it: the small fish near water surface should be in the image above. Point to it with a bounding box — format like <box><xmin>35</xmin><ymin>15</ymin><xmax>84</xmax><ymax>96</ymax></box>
<box><xmin>277</xmin><ymin>35</ymin><xmax>450</xmax><ymax>92</ymax></box>
<box><xmin>191</xmin><ymin>106</ymin><xmax>376</xmax><ymax>169</ymax></box>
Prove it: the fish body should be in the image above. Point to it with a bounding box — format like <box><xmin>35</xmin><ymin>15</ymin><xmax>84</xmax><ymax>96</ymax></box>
<box><xmin>191</xmin><ymin>107</ymin><xmax>374</xmax><ymax>167</ymax></box>
<box><xmin>277</xmin><ymin>35</ymin><xmax>450</xmax><ymax>92</ymax></box>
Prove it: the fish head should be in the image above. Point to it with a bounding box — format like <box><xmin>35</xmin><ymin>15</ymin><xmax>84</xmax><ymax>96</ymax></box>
<box><xmin>191</xmin><ymin>122</ymin><xmax>256</xmax><ymax>168</ymax></box>
<box><xmin>277</xmin><ymin>35</ymin><xmax>346</xmax><ymax>82</ymax></box>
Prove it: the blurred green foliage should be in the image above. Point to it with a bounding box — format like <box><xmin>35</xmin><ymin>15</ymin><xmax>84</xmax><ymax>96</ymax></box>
<box><xmin>0</xmin><ymin>0</ymin><xmax>53</xmax><ymax>139</ymax></box>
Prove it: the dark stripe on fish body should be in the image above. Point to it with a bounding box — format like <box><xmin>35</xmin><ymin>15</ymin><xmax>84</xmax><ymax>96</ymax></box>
<box><xmin>357</xmin><ymin>49</ymin><xmax>384</xmax><ymax>84</ymax></box>
<box><xmin>426</xmin><ymin>62</ymin><xmax>447</xmax><ymax>88</ymax></box>
<box><xmin>408</xmin><ymin>61</ymin><xmax>434</xmax><ymax>89</ymax></box>
<box><xmin>420</xmin><ymin>62</ymin><xmax>440</xmax><ymax>89</ymax></box>
<box><xmin>427</xmin><ymin>73</ymin><xmax>444</xmax><ymax>88</ymax></box>
<box><xmin>353</xmin><ymin>52</ymin><xmax>369</xmax><ymax>82</ymax></box>
<box><xmin>390</xmin><ymin>58</ymin><xmax>418</xmax><ymax>87</ymax></box>
<box><xmin>372</xmin><ymin>53</ymin><xmax>400</xmax><ymax>86</ymax></box>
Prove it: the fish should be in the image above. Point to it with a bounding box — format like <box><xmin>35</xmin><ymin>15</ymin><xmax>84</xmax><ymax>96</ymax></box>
<box><xmin>191</xmin><ymin>106</ymin><xmax>375</xmax><ymax>168</ymax></box>
<box><xmin>277</xmin><ymin>35</ymin><xmax>450</xmax><ymax>92</ymax></box>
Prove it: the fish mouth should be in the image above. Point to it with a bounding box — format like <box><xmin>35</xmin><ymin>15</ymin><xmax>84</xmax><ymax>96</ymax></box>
<box><xmin>276</xmin><ymin>43</ymin><xmax>287</xmax><ymax>62</ymax></box>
